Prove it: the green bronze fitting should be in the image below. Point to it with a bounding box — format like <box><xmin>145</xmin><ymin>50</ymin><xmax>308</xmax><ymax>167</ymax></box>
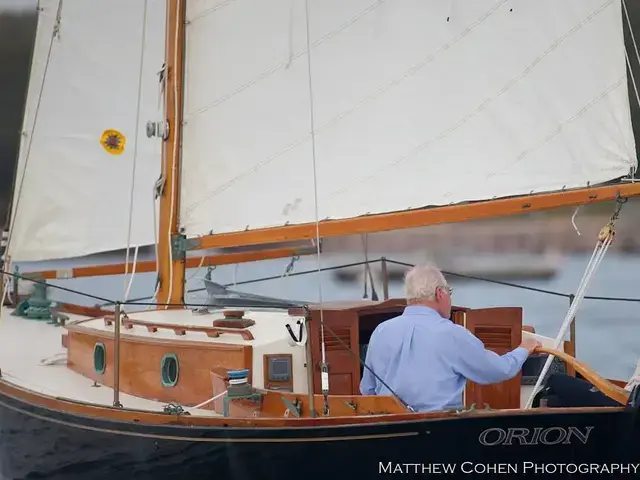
<box><xmin>12</xmin><ymin>276</ymin><xmax>53</xmax><ymax>321</ymax></box>
<box><xmin>170</xmin><ymin>234</ymin><xmax>199</xmax><ymax>261</ymax></box>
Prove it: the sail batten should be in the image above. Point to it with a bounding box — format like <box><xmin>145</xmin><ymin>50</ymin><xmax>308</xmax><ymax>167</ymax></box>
<box><xmin>179</xmin><ymin>0</ymin><xmax>636</xmax><ymax>239</ymax></box>
<box><xmin>7</xmin><ymin>0</ymin><xmax>167</xmax><ymax>263</ymax></box>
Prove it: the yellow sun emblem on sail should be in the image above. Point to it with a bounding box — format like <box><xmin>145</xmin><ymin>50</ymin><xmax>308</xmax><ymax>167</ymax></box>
<box><xmin>100</xmin><ymin>129</ymin><xmax>126</xmax><ymax>155</ymax></box>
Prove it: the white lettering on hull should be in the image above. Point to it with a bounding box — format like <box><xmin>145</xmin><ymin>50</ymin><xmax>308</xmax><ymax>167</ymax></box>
<box><xmin>478</xmin><ymin>426</ymin><xmax>594</xmax><ymax>446</ymax></box>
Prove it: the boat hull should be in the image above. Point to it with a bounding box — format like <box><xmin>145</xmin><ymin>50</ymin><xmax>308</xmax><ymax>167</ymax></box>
<box><xmin>0</xmin><ymin>390</ymin><xmax>639</xmax><ymax>479</ymax></box>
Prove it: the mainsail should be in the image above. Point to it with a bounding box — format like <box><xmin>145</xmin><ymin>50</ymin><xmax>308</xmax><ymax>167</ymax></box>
<box><xmin>179</xmin><ymin>0</ymin><xmax>637</xmax><ymax>240</ymax></box>
<box><xmin>7</xmin><ymin>0</ymin><xmax>166</xmax><ymax>262</ymax></box>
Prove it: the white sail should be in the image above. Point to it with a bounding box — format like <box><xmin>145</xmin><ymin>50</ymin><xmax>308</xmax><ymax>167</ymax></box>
<box><xmin>179</xmin><ymin>0</ymin><xmax>636</xmax><ymax>238</ymax></box>
<box><xmin>7</xmin><ymin>0</ymin><xmax>166</xmax><ymax>262</ymax></box>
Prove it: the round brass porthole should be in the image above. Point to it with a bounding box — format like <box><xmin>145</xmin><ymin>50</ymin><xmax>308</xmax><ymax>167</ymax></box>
<box><xmin>161</xmin><ymin>353</ymin><xmax>179</xmax><ymax>387</ymax></box>
<box><xmin>93</xmin><ymin>342</ymin><xmax>106</xmax><ymax>375</ymax></box>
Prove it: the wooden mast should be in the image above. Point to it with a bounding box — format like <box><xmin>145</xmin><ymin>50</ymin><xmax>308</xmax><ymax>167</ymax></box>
<box><xmin>157</xmin><ymin>0</ymin><xmax>186</xmax><ymax>308</ymax></box>
<box><xmin>191</xmin><ymin>181</ymin><xmax>640</xmax><ymax>251</ymax></box>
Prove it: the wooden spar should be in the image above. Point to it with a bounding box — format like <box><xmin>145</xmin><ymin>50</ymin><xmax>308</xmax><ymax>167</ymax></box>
<box><xmin>19</xmin><ymin>246</ymin><xmax>315</xmax><ymax>281</ymax></box>
<box><xmin>157</xmin><ymin>0</ymin><xmax>186</xmax><ymax>307</ymax></box>
<box><xmin>535</xmin><ymin>346</ymin><xmax>629</xmax><ymax>405</ymax></box>
<box><xmin>190</xmin><ymin>181</ymin><xmax>640</xmax><ymax>251</ymax></box>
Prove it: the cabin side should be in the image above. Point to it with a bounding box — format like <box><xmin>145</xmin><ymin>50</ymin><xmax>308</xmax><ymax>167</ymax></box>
<box><xmin>63</xmin><ymin>308</ymin><xmax>310</xmax><ymax>406</ymax></box>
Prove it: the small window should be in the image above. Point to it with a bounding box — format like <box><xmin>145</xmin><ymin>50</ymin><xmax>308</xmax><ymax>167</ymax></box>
<box><xmin>161</xmin><ymin>354</ymin><xmax>179</xmax><ymax>387</ymax></box>
<box><xmin>93</xmin><ymin>342</ymin><xmax>106</xmax><ymax>375</ymax></box>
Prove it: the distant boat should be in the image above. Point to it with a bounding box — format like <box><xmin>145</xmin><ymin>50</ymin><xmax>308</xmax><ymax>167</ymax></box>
<box><xmin>334</xmin><ymin>251</ymin><xmax>562</xmax><ymax>284</ymax></box>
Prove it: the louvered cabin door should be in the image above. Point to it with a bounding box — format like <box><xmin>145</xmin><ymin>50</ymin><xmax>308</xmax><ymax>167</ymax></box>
<box><xmin>309</xmin><ymin>312</ymin><xmax>360</xmax><ymax>395</ymax></box>
<box><xmin>461</xmin><ymin>307</ymin><xmax>522</xmax><ymax>410</ymax></box>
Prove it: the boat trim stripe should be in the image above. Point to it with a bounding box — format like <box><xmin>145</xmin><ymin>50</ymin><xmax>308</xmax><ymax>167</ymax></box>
<box><xmin>0</xmin><ymin>397</ymin><xmax>420</xmax><ymax>443</ymax></box>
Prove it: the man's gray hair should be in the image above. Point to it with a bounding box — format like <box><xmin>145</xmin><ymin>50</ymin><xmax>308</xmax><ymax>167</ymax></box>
<box><xmin>404</xmin><ymin>264</ymin><xmax>448</xmax><ymax>301</ymax></box>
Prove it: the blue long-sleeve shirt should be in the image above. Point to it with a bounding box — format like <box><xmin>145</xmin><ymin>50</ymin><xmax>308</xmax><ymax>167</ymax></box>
<box><xmin>359</xmin><ymin>305</ymin><xmax>529</xmax><ymax>412</ymax></box>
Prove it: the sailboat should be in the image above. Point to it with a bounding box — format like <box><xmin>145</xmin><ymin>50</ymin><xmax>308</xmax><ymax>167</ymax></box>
<box><xmin>2</xmin><ymin>0</ymin><xmax>640</xmax><ymax>478</ymax></box>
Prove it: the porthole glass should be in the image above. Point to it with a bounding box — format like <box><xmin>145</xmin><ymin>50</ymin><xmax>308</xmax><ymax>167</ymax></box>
<box><xmin>93</xmin><ymin>342</ymin><xmax>106</xmax><ymax>375</ymax></box>
<box><xmin>161</xmin><ymin>353</ymin><xmax>179</xmax><ymax>387</ymax></box>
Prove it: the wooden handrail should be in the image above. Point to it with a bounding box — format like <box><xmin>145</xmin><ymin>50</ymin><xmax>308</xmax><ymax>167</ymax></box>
<box><xmin>103</xmin><ymin>316</ymin><xmax>255</xmax><ymax>340</ymax></box>
<box><xmin>535</xmin><ymin>346</ymin><xmax>629</xmax><ymax>405</ymax></box>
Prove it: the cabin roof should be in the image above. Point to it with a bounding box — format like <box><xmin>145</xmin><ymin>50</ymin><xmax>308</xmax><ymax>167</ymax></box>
<box><xmin>67</xmin><ymin>308</ymin><xmax>306</xmax><ymax>347</ymax></box>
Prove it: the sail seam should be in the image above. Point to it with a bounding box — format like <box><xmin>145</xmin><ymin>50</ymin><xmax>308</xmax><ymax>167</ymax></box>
<box><xmin>186</xmin><ymin>0</ymin><xmax>238</xmax><ymax>24</ymax></box>
<box><xmin>487</xmin><ymin>77</ymin><xmax>628</xmax><ymax>188</ymax></box>
<box><xmin>182</xmin><ymin>0</ymin><xmax>511</xmax><ymax>215</ymax></box>
<box><xmin>325</xmin><ymin>0</ymin><xmax>617</xmax><ymax>202</ymax></box>
<box><xmin>331</xmin><ymin>76</ymin><xmax>627</xmax><ymax>206</ymax></box>
<box><xmin>183</xmin><ymin>0</ymin><xmax>388</xmax><ymax>121</ymax></box>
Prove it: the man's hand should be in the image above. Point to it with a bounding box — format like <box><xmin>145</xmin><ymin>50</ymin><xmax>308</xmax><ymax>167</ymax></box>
<box><xmin>519</xmin><ymin>338</ymin><xmax>541</xmax><ymax>354</ymax></box>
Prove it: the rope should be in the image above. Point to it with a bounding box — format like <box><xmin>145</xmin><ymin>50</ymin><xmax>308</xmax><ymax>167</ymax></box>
<box><xmin>623</xmin><ymin>0</ymin><xmax>640</xmax><ymax>118</ymax></box>
<box><xmin>148</xmin><ymin>180</ymin><xmax>162</xmax><ymax>310</ymax></box>
<box><xmin>123</xmin><ymin>244</ymin><xmax>139</xmax><ymax>302</ymax></box>
<box><xmin>123</xmin><ymin>0</ymin><xmax>149</xmax><ymax>302</ymax></box>
<box><xmin>189</xmin><ymin>389</ymin><xmax>227</xmax><ymax>411</ymax></box>
<box><xmin>303</xmin><ymin>0</ymin><xmax>329</xmax><ymax>416</ymax></box>
<box><xmin>361</xmin><ymin>234</ymin><xmax>378</xmax><ymax>301</ymax></box>
<box><xmin>186</xmin><ymin>256</ymin><xmax>206</xmax><ymax>281</ymax></box>
<box><xmin>524</xmin><ymin>214</ymin><xmax>619</xmax><ymax>409</ymax></box>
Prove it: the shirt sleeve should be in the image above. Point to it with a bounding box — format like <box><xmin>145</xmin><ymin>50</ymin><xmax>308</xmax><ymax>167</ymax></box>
<box><xmin>450</xmin><ymin>325</ymin><xmax>530</xmax><ymax>385</ymax></box>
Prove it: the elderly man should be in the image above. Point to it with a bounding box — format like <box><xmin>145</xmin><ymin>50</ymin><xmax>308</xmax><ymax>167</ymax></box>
<box><xmin>360</xmin><ymin>264</ymin><xmax>540</xmax><ymax>412</ymax></box>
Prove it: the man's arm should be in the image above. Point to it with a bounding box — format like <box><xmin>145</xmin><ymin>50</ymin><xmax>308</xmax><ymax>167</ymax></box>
<box><xmin>450</xmin><ymin>326</ymin><xmax>532</xmax><ymax>385</ymax></box>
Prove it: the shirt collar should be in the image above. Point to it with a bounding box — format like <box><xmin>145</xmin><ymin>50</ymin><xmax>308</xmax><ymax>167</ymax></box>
<box><xmin>403</xmin><ymin>305</ymin><xmax>440</xmax><ymax>316</ymax></box>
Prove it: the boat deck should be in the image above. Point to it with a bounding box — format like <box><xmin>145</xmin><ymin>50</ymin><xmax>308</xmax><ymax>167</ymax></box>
<box><xmin>0</xmin><ymin>307</ymin><xmax>222</xmax><ymax>417</ymax></box>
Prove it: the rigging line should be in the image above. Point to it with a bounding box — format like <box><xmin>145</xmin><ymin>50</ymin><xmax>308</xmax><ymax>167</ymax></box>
<box><xmin>98</xmin><ymin>260</ymin><xmax>382</xmax><ymax>306</ymax></box>
<box><xmin>321</xmin><ymin>322</ymin><xmax>414</xmax><ymax>412</ymax></box>
<box><xmin>625</xmin><ymin>49</ymin><xmax>640</xmax><ymax>115</ymax></box>
<box><xmin>0</xmin><ymin>269</ymin><xmax>113</xmax><ymax>304</ymax></box>
<box><xmin>148</xmin><ymin>174</ymin><xmax>161</xmax><ymax>310</ymax></box>
<box><xmin>303</xmin><ymin>0</ymin><xmax>329</xmax><ymax>415</ymax></box>
<box><xmin>384</xmin><ymin>259</ymin><xmax>571</xmax><ymax>298</ymax></box>
<box><xmin>3</xmin><ymin>0</ymin><xmax>61</xmax><ymax>271</ymax></box>
<box><xmin>524</xmin><ymin>234</ymin><xmax>613</xmax><ymax>409</ymax></box>
<box><xmin>623</xmin><ymin>0</ymin><xmax>640</xmax><ymax>161</ymax></box>
<box><xmin>186</xmin><ymin>256</ymin><xmax>206</xmax><ymax>281</ymax></box>
<box><xmin>123</xmin><ymin>244</ymin><xmax>139</xmax><ymax>302</ymax></box>
<box><xmin>524</xmin><ymin>203</ymin><xmax>621</xmax><ymax>409</ymax></box>
<box><xmin>623</xmin><ymin>0</ymin><xmax>640</xmax><ymax>79</ymax></box>
<box><xmin>361</xmin><ymin>234</ymin><xmax>378</xmax><ymax>300</ymax></box>
<box><xmin>164</xmin><ymin>0</ymin><xmax>181</xmax><ymax>309</ymax></box>
<box><xmin>123</xmin><ymin>0</ymin><xmax>150</xmax><ymax>302</ymax></box>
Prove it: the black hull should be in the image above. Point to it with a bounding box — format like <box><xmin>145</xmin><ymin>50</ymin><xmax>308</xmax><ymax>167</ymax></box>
<box><xmin>1</xmin><ymin>391</ymin><xmax>639</xmax><ymax>479</ymax></box>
